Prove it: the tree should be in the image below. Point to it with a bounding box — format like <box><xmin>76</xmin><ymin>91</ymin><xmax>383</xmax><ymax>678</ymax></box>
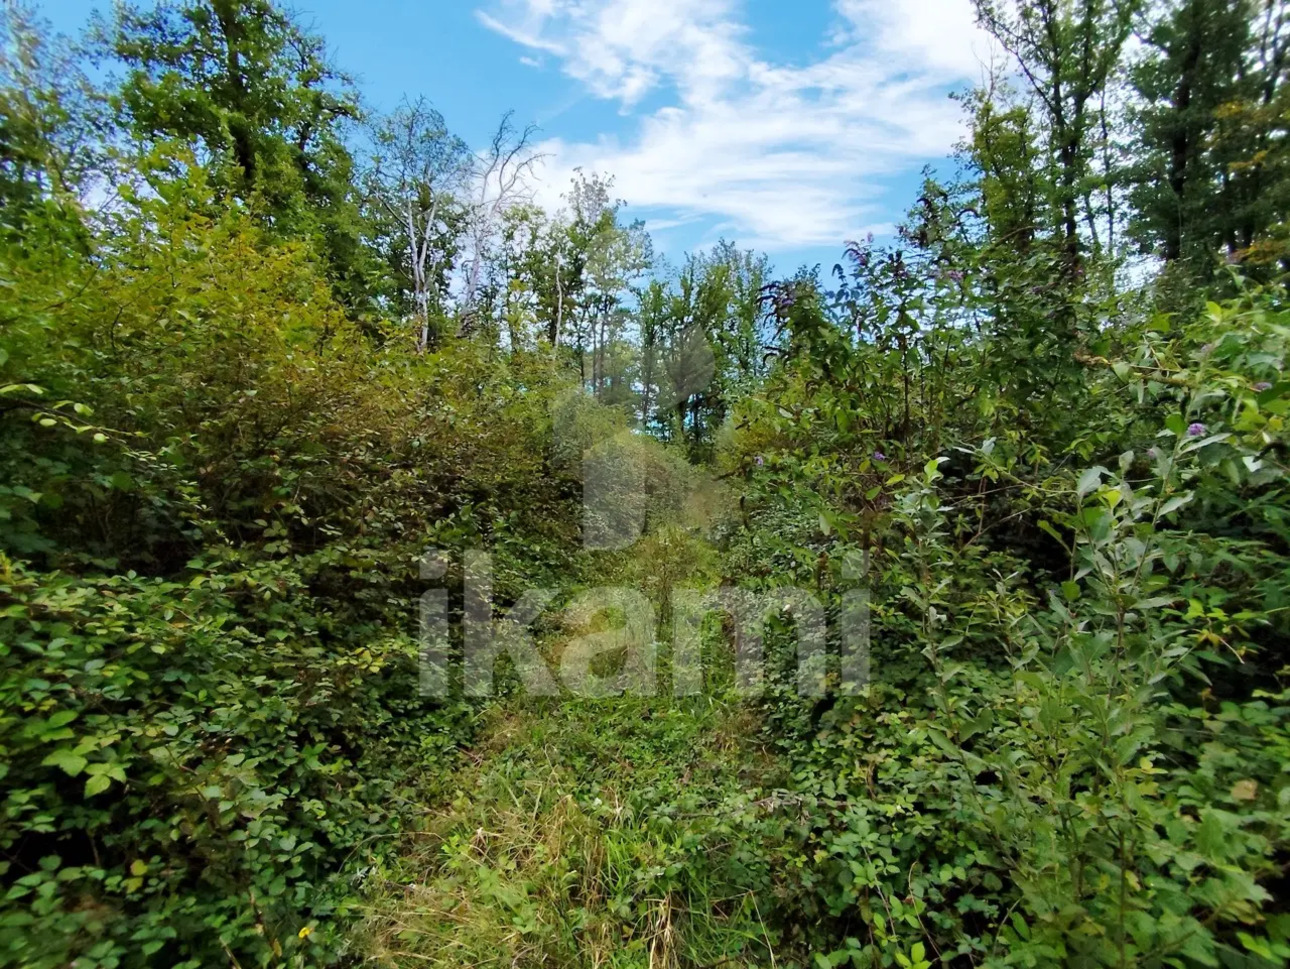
<box><xmin>365</xmin><ymin>97</ymin><xmax>471</xmax><ymax>351</ymax></box>
<box><xmin>1128</xmin><ymin>0</ymin><xmax>1252</xmax><ymax>270</ymax></box>
<box><xmin>106</xmin><ymin>0</ymin><xmax>371</xmax><ymax>300</ymax></box>
<box><xmin>492</xmin><ymin>202</ymin><xmax>568</xmax><ymax>350</ymax></box>
<box><xmin>459</xmin><ymin>111</ymin><xmax>541</xmax><ymax>331</ymax></box>
<box><xmin>975</xmin><ymin>0</ymin><xmax>1142</xmax><ymax>271</ymax></box>
<box><xmin>1126</xmin><ymin>0</ymin><xmax>1290</xmax><ymax>284</ymax></box>
<box><xmin>0</xmin><ymin>1</ymin><xmax>101</xmax><ymax>243</ymax></box>
<box><xmin>1209</xmin><ymin>0</ymin><xmax>1290</xmax><ymax>264</ymax></box>
<box><xmin>565</xmin><ymin>172</ymin><xmax>652</xmax><ymax>398</ymax></box>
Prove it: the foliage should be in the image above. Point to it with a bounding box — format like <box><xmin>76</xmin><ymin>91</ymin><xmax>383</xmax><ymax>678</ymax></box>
<box><xmin>4</xmin><ymin>1</ymin><xmax>1290</xmax><ymax>967</ymax></box>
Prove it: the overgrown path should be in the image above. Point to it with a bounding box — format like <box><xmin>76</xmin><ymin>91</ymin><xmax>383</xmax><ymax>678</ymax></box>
<box><xmin>360</xmin><ymin>688</ymin><xmax>787</xmax><ymax>969</ymax></box>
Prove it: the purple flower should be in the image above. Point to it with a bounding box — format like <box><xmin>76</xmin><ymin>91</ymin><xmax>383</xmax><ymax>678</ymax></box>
<box><xmin>1187</xmin><ymin>422</ymin><xmax>1207</xmax><ymax>437</ymax></box>
<box><xmin>948</xmin><ymin>269</ymin><xmax>964</xmax><ymax>282</ymax></box>
<box><xmin>873</xmin><ymin>450</ymin><xmax>887</xmax><ymax>461</ymax></box>
<box><xmin>755</xmin><ymin>455</ymin><xmax>764</xmax><ymax>467</ymax></box>
<box><xmin>1254</xmin><ymin>381</ymin><xmax>1273</xmax><ymax>392</ymax></box>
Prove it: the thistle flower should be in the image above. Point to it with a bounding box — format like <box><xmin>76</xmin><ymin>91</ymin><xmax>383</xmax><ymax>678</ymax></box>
<box><xmin>1187</xmin><ymin>422</ymin><xmax>1207</xmax><ymax>437</ymax></box>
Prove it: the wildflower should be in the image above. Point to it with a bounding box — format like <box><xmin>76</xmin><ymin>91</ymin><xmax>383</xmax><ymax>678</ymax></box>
<box><xmin>755</xmin><ymin>455</ymin><xmax>764</xmax><ymax>467</ymax></box>
<box><xmin>298</xmin><ymin>927</ymin><xmax>313</xmax><ymax>940</ymax></box>
<box><xmin>1187</xmin><ymin>422</ymin><xmax>1207</xmax><ymax>437</ymax></box>
<box><xmin>873</xmin><ymin>450</ymin><xmax>887</xmax><ymax>461</ymax></box>
<box><xmin>1146</xmin><ymin>447</ymin><xmax>1160</xmax><ymax>460</ymax></box>
<box><xmin>948</xmin><ymin>269</ymin><xmax>964</xmax><ymax>282</ymax></box>
<box><xmin>1254</xmin><ymin>381</ymin><xmax>1273</xmax><ymax>392</ymax></box>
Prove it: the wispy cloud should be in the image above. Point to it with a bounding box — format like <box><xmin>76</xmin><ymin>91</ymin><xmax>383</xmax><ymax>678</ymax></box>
<box><xmin>474</xmin><ymin>10</ymin><xmax>567</xmax><ymax>56</ymax></box>
<box><xmin>476</xmin><ymin>0</ymin><xmax>996</xmax><ymax>251</ymax></box>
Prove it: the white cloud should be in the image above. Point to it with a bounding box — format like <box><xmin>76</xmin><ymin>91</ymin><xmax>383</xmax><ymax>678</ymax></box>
<box><xmin>474</xmin><ymin>10</ymin><xmax>567</xmax><ymax>56</ymax></box>
<box><xmin>833</xmin><ymin>0</ymin><xmax>997</xmax><ymax>79</ymax></box>
<box><xmin>476</xmin><ymin>0</ymin><xmax>996</xmax><ymax>251</ymax></box>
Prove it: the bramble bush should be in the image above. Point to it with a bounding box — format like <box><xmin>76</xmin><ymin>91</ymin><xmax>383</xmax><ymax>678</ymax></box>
<box><xmin>0</xmin><ymin>164</ymin><xmax>595</xmax><ymax>966</ymax></box>
<box><xmin>718</xmin><ymin>286</ymin><xmax>1290</xmax><ymax>968</ymax></box>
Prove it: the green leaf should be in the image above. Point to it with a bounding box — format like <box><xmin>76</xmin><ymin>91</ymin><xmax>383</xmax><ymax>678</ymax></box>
<box><xmin>0</xmin><ymin>382</ymin><xmax>43</xmax><ymax>396</ymax></box>
<box><xmin>41</xmin><ymin>750</ymin><xmax>87</xmax><ymax>777</ymax></box>
<box><xmin>1076</xmin><ymin>467</ymin><xmax>1104</xmax><ymax>499</ymax></box>
<box><xmin>1037</xmin><ymin>520</ymin><xmax>1066</xmax><ymax>547</ymax></box>
<box><xmin>84</xmin><ymin>774</ymin><xmax>112</xmax><ymax>797</ymax></box>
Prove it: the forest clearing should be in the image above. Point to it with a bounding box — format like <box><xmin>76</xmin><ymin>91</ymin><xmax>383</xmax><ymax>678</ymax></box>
<box><xmin>1</xmin><ymin>1</ymin><xmax>1289</xmax><ymax>967</ymax></box>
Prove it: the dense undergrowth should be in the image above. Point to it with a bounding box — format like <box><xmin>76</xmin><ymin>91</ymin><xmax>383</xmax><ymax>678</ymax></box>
<box><xmin>3</xmin><ymin>0</ymin><xmax>1290</xmax><ymax>967</ymax></box>
<box><xmin>359</xmin><ymin>695</ymin><xmax>782</xmax><ymax>968</ymax></box>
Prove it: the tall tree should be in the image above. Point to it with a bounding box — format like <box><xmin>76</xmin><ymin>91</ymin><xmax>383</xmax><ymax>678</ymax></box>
<box><xmin>106</xmin><ymin>0</ymin><xmax>370</xmax><ymax>300</ymax></box>
<box><xmin>1128</xmin><ymin>0</ymin><xmax>1252</xmax><ymax>270</ymax></box>
<box><xmin>459</xmin><ymin>111</ymin><xmax>540</xmax><ymax>332</ymax></box>
<box><xmin>975</xmin><ymin>0</ymin><xmax>1142</xmax><ymax>272</ymax></box>
<box><xmin>1211</xmin><ymin>0</ymin><xmax>1290</xmax><ymax>264</ymax></box>
<box><xmin>0</xmin><ymin>1</ymin><xmax>101</xmax><ymax>242</ymax></box>
<box><xmin>565</xmin><ymin>172</ymin><xmax>652</xmax><ymax>398</ymax></box>
<box><xmin>365</xmin><ymin>97</ymin><xmax>470</xmax><ymax>351</ymax></box>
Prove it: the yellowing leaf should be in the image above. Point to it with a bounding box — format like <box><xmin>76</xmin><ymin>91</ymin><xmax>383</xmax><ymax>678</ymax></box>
<box><xmin>1231</xmin><ymin>779</ymin><xmax>1258</xmax><ymax>801</ymax></box>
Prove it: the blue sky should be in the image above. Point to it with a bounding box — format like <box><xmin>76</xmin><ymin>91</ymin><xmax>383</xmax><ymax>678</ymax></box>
<box><xmin>38</xmin><ymin>0</ymin><xmax>996</xmax><ymax>273</ymax></box>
